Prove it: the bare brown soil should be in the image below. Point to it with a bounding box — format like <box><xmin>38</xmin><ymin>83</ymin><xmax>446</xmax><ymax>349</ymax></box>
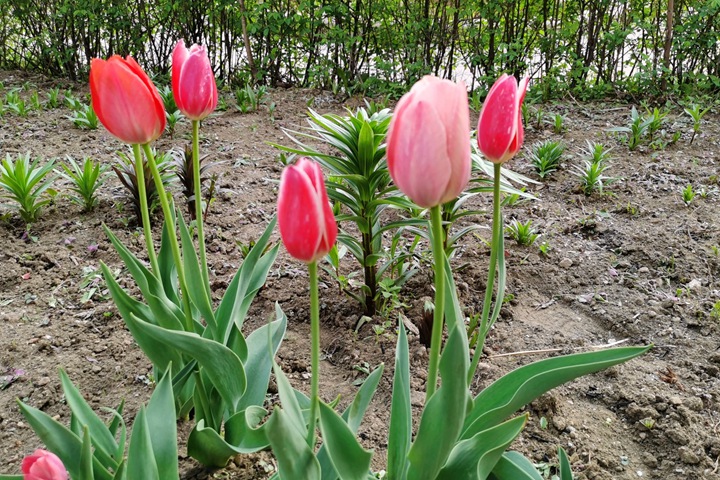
<box><xmin>1</xmin><ymin>70</ymin><xmax>719</xmax><ymax>479</ymax></box>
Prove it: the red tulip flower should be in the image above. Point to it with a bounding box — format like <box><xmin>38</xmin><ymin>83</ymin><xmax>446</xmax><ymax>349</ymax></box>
<box><xmin>477</xmin><ymin>74</ymin><xmax>529</xmax><ymax>164</ymax></box>
<box><xmin>89</xmin><ymin>55</ymin><xmax>166</xmax><ymax>144</ymax></box>
<box><xmin>22</xmin><ymin>449</ymin><xmax>67</xmax><ymax>480</ymax></box>
<box><xmin>387</xmin><ymin>75</ymin><xmax>471</xmax><ymax>208</ymax></box>
<box><xmin>172</xmin><ymin>40</ymin><xmax>218</xmax><ymax>121</ymax></box>
<box><xmin>277</xmin><ymin>158</ymin><xmax>338</xmax><ymax>263</ymax></box>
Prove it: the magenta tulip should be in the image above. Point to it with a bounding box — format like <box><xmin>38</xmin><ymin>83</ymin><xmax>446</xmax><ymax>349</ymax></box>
<box><xmin>277</xmin><ymin>158</ymin><xmax>338</xmax><ymax>263</ymax></box>
<box><xmin>386</xmin><ymin>75</ymin><xmax>471</xmax><ymax>208</ymax></box>
<box><xmin>172</xmin><ymin>40</ymin><xmax>218</xmax><ymax>121</ymax></box>
<box><xmin>21</xmin><ymin>450</ymin><xmax>67</xmax><ymax>480</ymax></box>
<box><xmin>477</xmin><ymin>74</ymin><xmax>529</xmax><ymax>164</ymax></box>
<box><xmin>90</xmin><ymin>55</ymin><xmax>166</xmax><ymax>144</ymax></box>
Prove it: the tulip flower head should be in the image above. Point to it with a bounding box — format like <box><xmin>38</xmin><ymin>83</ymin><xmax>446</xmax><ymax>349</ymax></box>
<box><xmin>22</xmin><ymin>449</ymin><xmax>67</xmax><ymax>480</ymax></box>
<box><xmin>477</xmin><ymin>74</ymin><xmax>529</xmax><ymax>164</ymax></box>
<box><xmin>386</xmin><ymin>75</ymin><xmax>471</xmax><ymax>208</ymax></box>
<box><xmin>277</xmin><ymin>158</ymin><xmax>338</xmax><ymax>263</ymax></box>
<box><xmin>172</xmin><ymin>40</ymin><xmax>218</xmax><ymax>121</ymax></box>
<box><xmin>90</xmin><ymin>55</ymin><xmax>166</xmax><ymax>145</ymax></box>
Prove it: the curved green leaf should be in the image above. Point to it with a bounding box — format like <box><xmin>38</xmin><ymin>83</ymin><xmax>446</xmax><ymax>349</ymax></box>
<box><xmin>146</xmin><ymin>369</ymin><xmax>178</xmax><ymax>479</ymax></box>
<box><xmin>488</xmin><ymin>451</ymin><xmax>544</xmax><ymax>480</ymax></box>
<box><xmin>387</xmin><ymin>322</ymin><xmax>411</xmax><ymax>480</ymax></box>
<box><xmin>318</xmin><ymin>402</ymin><xmax>373</xmax><ymax>480</ymax></box>
<box><xmin>266</xmin><ymin>408</ymin><xmax>321</xmax><ymax>480</ymax></box>
<box><xmin>127</xmin><ymin>407</ymin><xmax>158</xmax><ymax>480</ymax></box>
<box><xmin>558</xmin><ymin>446</ymin><xmax>573</xmax><ymax>480</ymax></box>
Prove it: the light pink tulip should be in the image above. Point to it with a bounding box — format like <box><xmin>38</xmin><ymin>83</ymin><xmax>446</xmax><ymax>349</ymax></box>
<box><xmin>21</xmin><ymin>449</ymin><xmax>67</xmax><ymax>480</ymax></box>
<box><xmin>172</xmin><ymin>40</ymin><xmax>218</xmax><ymax>121</ymax></box>
<box><xmin>386</xmin><ymin>75</ymin><xmax>471</xmax><ymax>208</ymax></box>
<box><xmin>477</xmin><ymin>74</ymin><xmax>529</xmax><ymax>163</ymax></box>
<box><xmin>277</xmin><ymin>158</ymin><xmax>338</xmax><ymax>263</ymax></box>
<box><xmin>90</xmin><ymin>55</ymin><xmax>166</xmax><ymax>145</ymax></box>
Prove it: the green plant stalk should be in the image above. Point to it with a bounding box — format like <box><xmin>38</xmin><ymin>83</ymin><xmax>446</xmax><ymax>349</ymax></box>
<box><xmin>132</xmin><ymin>144</ymin><xmax>160</xmax><ymax>275</ymax></box>
<box><xmin>307</xmin><ymin>261</ymin><xmax>320</xmax><ymax>448</ymax></box>
<box><xmin>426</xmin><ymin>205</ymin><xmax>446</xmax><ymax>401</ymax></box>
<box><xmin>468</xmin><ymin>163</ymin><xmax>502</xmax><ymax>383</ymax></box>
<box><xmin>192</xmin><ymin>120</ymin><xmax>210</xmax><ymax>291</ymax></box>
<box><xmin>362</xmin><ymin>228</ymin><xmax>377</xmax><ymax>316</ymax></box>
<box><xmin>141</xmin><ymin>143</ymin><xmax>194</xmax><ymax>331</ymax></box>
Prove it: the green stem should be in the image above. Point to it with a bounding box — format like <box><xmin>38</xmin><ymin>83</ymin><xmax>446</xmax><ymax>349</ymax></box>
<box><xmin>131</xmin><ymin>144</ymin><xmax>160</xmax><ymax>275</ymax></box>
<box><xmin>425</xmin><ymin>205</ymin><xmax>446</xmax><ymax>401</ymax></box>
<box><xmin>192</xmin><ymin>119</ymin><xmax>210</xmax><ymax>291</ymax></box>
<box><xmin>307</xmin><ymin>261</ymin><xmax>320</xmax><ymax>448</ymax></box>
<box><xmin>468</xmin><ymin>162</ymin><xmax>502</xmax><ymax>383</ymax></box>
<box><xmin>141</xmin><ymin>143</ymin><xmax>194</xmax><ymax>332</ymax></box>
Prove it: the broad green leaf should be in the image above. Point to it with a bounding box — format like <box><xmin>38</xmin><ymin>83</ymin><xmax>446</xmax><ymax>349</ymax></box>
<box><xmin>558</xmin><ymin>446</ymin><xmax>573</xmax><ymax>480</ymax></box>
<box><xmin>318</xmin><ymin>402</ymin><xmax>373</xmax><ymax>480</ymax></box>
<box><xmin>266</xmin><ymin>408</ymin><xmax>321</xmax><ymax>480</ymax></box>
<box><xmin>127</xmin><ymin>407</ymin><xmax>159</xmax><ymax>480</ymax></box>
<box><xmin>437</xmin><ymin>414</ymin><xmax>528</xmax><ymax>479</ymax></box>
<box><xmin>112</xmin><ymin>461</ymin><xmax>126</xmax><ymax>480</ymax></box>
<box><xmin>59</xmin><ymin>369</ymin><xmax>118</xmax><ymax>463</ymax></box>
<box><xmin>488</xmin><ymin>451</ymin><xmax>544</xmax><ymax>480</ymax></box>
<box><xmin>158</xmin><ymin>220</ymin><xmax>179</xmax><ymax>305</ymax></box>
<box><xmin>146</xmin><ymin>369</ymin><xmax>178</xmax><ymax>479</ymax></box>
<box><xmin>17</xmin><ymin>402</ymin><xmax>113</xmax><ymax>480</ymax></box>
<box><xmin>188</xmin><ymin>419</ymin><xmax>245</xmax><ymax>468</ymax></box>
<box><xmin>271</xmin><ymin>360</ymin><xmax>306</xmax><ymax>437</ymax></box>
<box><xmin>127</xmin><ymin>314</ymin><xmax>246</xmax><ymax>411</ymax></box>
<box><xmin>237</xmin><ymin>305</ymin><xmax>287</xmax><ymax>410</ymax></box>
<box><xmin>225</xmin><ymin>406</ymin><xmax>272</xmax><ymax>451</ymax></box>
<box><xmin>462</xmin><ymin>346</ymin><xmax>651</xmax><ymax>439</ymax></box>
<box><xmin>406</xmin><ymin>324</ymin><xmax>469</xmax><ymax>479</ymax></box>
<box><xmin>178</xmin><ymin>213</ymin><xmax>216</xmax><ymax>333</ymax></box>
<box><xmin>387</xmin><ymin>322</ymin><xmax>411</xmax><ymax>480</ymax></box>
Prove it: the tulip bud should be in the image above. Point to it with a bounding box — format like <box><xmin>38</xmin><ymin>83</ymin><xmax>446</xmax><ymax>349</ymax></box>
<box><xmin>386</xmin><ymin>75</ymin><xmax>471</xmax><ymax>208</ymax></box>
<box><xmin>277</xmin><ymin>158</ymin><xmax>338</xmax><ymax>263</ymax></box>
<box><xmin>90</xmin><ymin>55</ymin><xmax>166</xmax><ymax>145</ymax></box>
<box><xmin>477</xmin><ymin>74</ymin><xmax>529</xmax><ymax>164</ymax></box>
<box><xmin>22</xmin><ymin>449</ymin><xmax>68</xmax><ymax>480</ymax></box>
<box><xmin>172</xmin><ymin>40</ymin><xmax>218</xmax><ymax>121</ymax></box>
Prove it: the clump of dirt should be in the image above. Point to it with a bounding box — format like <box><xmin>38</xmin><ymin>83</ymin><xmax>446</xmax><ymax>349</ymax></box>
<box><xmin>1</xmin><ymin>70</ymin><xmax>719</xmax><ymax>479</ymax></box>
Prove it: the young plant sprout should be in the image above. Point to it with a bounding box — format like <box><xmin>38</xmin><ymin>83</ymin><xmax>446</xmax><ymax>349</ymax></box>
<box><xmin>505</xmin><ymin>218</ymin><xmax>540</xmax><ymax>246</ymax></box>
<box><xmin>0</xmin><ymin>153</ymin><xmax>56</xmax><ymax>226</ymax></box>
<box><xmin>59</xmin><ymin>155</ymin><xmax>108</xmax><ymax>212</ymax></box>
<box><xmin>684</xmin><ymin>104</ymin><xmax>711</xmax><ymax>144</ymax></box>
<box><xmin>529</xmin><ymin>139</ymin><xmax>565</xmax><ymax>178</ymax></box>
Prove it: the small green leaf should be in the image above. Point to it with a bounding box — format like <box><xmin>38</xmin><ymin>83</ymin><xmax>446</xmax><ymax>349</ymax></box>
<box><xmin>387</xmin><ymin>322</ymin><xmax>411</xmax><ymax>480</ymax></box>
<box><xmin>266</xmin><ymin>408</ymin><xmax>321</xmax><ymax>480</ymax></box>
<box><xmin>80</xmin><ymin>427</ymin><xmax>95</xmax><ymax>480</ymax></box>
<box><xmin>127</xmin><ymin>407</ymin><xmax>159</xmax><ymax>480</ymax></box>
<box><xmin>488</xmin><ymin>451</ymin><xmax>544</xmax><ymax>480</ymax></box>
<box><xmin>558</xmin><ymin>446</ymin><xmax>574</xmax><ymax>480</ymax></box>
<box><xmin>146</xmin><ymin>369</ymin><xmax>178</xmax><ymax>479</ymax></box>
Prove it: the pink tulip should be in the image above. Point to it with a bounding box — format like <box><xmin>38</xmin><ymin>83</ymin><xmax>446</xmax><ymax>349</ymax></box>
<box><xmin>172</xmin><ymin>40</ymin><xmax>218</xmax><ymax>121</ymax></box>
<box><xmin>477</xmin><ymin>74</ymin><xmax>529</xmax><ymax>164</ymax></box>
<box><xmin>21</xmin><ymin>449</ymin><xmax>67</xmax><ymax>480</ymax></box>
<box><xmin>386</xmin><ymin>75</ymin><xmax>471</xmax><ymax>208</ymax></box>
<box><xmin>277</xmin><ymin>158</ymin><xmax>338</xmax><ymax>263</ymax></box>
<box><xmin>90</xmin><ymin>55</ymin><xmax>166</xmax><ymax>144</ymax></box>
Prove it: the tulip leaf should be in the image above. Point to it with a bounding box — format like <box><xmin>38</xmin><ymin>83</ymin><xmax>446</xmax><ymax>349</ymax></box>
<box><xmin>406</xmin><ymin>322</ymin><xmax>469</xmax><ymax>479</ymax></box>
<box><xmin>17</xmin><ymin>401</ymin><xmax>113</xmax><ymax>480</ymax></box>
<box><xmin>178</xmin><ymin>213</ymin><xmax>216</xmax><ymax>333</ymax></box>
<box><xmin>127</xmin><ymin>314</ymin><xmax>246</xmax><ymax>411</ymax></box>
<box><xmin>225</xmin><ymin>406</ymin><xmax>272</xmax><ymax>451</ymax></box>
<box><xmin>462</xmin><ymin>346</ymin><xmax>651</xmax><ymax>439</ymax></box>
<box><xmin>558</xmin><ymin>446</ymin><xmax>573</xmax><ymax>480</ymax></box>
<box><xmin>145</xmin><ymin>369</ymin><xmax>178</xmax><ymax>479</ymax></box>
<box><xmin>488</xmin><ymin>452</ymin><xmax>544</xmax><ymax>480</ymax></box>
<box><xmin>0</xmin><ymin>476</ymin><xmax>22</xmax><ymax>480</ymax></box>
<box><xmin>188</xmin><ymin>419</ymin><xmax>243</xmax><ymax>468</ymax></box>
<box><xmin>215</xmin><ymin>218</ymin><xmax>278</xmax><ymax>342</ymax></box>
<box><xmin>59</xmin><ymin>369</ymin><xmax>118</xmax><ymax>464</ymax></box>
<box><xmin>266</xmin><ymin>408</ymin><xmax>321</xmax><ymax>480</ymax></box>
<box><xmin>80</xmin><ymin>427</ymin><xmax>95</xmax><ymax>480</ymax></box>
<box><xmin>387</xmin><ymin>321</ymin><xmax>411</xmax><ymax>480</ymax></box>
<box><xmin>112</xmin><ymin>461</ymin><xmax>126</xmax><ymax>480</ymax></box>
<box><xmin>127</xmin><ymin>407</ymin><xmax>159</xmax><ymax>480</ymax></box>
<box><xmin>437</xmin><ymin>414</ymin><xmax>528</xmax><ymax>479</ymax></box>
<box><xmin>158</xmin><ymin>219</ymin><xmax>180</xmax><ymax>305</ymax></box>
<box><xmin>318</xmin><ymin>402</ymin><xmax>373</xmax><ymax>480</ymax></box>
<box><xmin>237</xmin><ymin>304</ymin><xmax>287</xmax><ymax>410</ymax></box>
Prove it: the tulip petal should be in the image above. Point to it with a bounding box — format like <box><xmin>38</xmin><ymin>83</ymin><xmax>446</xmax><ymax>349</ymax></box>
<box><xmin>388</xmin><ymin>99</ymin><xmax>451</xmax><ymax>208</ymax></box>
<box><xmin>277</xmin><ymin>165</ymin><xmax>323</xmax><ymax>262</ymax></box>
<box><xmin>477</xmin><ymin>75</ymin><xmax>519</xmax><ymax>163</ymax></box>
<box><xmin>172</xmin><ymin>40</ymin><xmax>189</xmax><ymax>100</ymax></box>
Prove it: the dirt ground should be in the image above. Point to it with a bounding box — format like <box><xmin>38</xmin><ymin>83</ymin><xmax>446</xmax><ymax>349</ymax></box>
<box><xmin>1</xmin><ymin>70</ymin><xmax>719</xmax><ymax>480</ymax></box>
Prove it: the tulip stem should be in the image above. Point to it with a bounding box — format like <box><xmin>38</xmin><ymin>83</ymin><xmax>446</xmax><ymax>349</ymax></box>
<box><xmin>132</xmin><ymin>144</ymin><xmax>160</xmax><ymax>275</ymax></box>
<box><xmin>426</xmin><ymin>204</ymin><xmax>446</xmax><ymax>402</ymax></box>
<box><xmin>141</xmin><ymin>143</ymin><xmax>194</xmax><ymax>332</ymax></box>
<box><xmin>192</xmin><ymin>119</ymin><xmax>210</xmax><ymax>292</ymax></box>
<box><xmin>307</xmin><ymin>261</ymin><xmax>320</xmax><ymax>448</ymax></box>
<box><xmin>468</xmin><ymin>162</ymin><xmax>503</xmax><ymax>383</ymax></box>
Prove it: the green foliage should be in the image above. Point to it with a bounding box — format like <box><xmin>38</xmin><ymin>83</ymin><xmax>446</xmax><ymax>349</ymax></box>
<box><xmin>235</xmin><ymin>84</ymin><xmax>267</xmax><ymax>113</ymax></box>
<box><xmin>608</xmin><ymin>107</ymin><xmax>650</xmax><ymax>151</ymax></box>
<box><xmin>157</xmin><ymin>85</ymin><xmax>177</xmax><ymax>113</ymax></box>
<box><xmin>68</xmin><ymin>104</ymin><xmax>100</xmax><ymax>130</ymax></box>
<box><xmin>59</xmin><ymin>156</ymin><xmax>108</xmax><ymax>212</ymax></box>
<box><xmin>684</xmin><ymin>104</ymin><xmax>711</xmax><ymax>144</ymax></box>
<box><xmin>529</xmin><ymin>140</ymin><xmax>565</xmax><ymax>178</ymax></box>
<box><xmin>0</xmin><ymin>153</ymin><xmax>56</xmax><ymax>225</ymax></box>
<box><xmin>46</xmin><ymin>87</ymin><xmax>61</xmax><ymax>109</ymax></box>
<box><xmin>505</xmin><ymin>219</ymin><xmax>540</xmax><ymax>246</ymax></box>
<box><xmin>571</xmin><ymin>141</ymin><xmax>617</xmax><ymax>195</ymax></box>
<box><xmin>682</xmin><ymin>184</ymin><xmax>696</xmax><ymax>204</ymax></box>
<box><xmin>172</xmin><ymin>144</ymin><xmax>220</xmax><ymax>220</ymax></box>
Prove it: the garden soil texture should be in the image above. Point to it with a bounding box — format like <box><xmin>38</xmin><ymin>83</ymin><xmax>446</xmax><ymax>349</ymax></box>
<box><xmin>1</xmin><ymin>71</ymin><xmax>720</xmax><ymax>480</ymax></box>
